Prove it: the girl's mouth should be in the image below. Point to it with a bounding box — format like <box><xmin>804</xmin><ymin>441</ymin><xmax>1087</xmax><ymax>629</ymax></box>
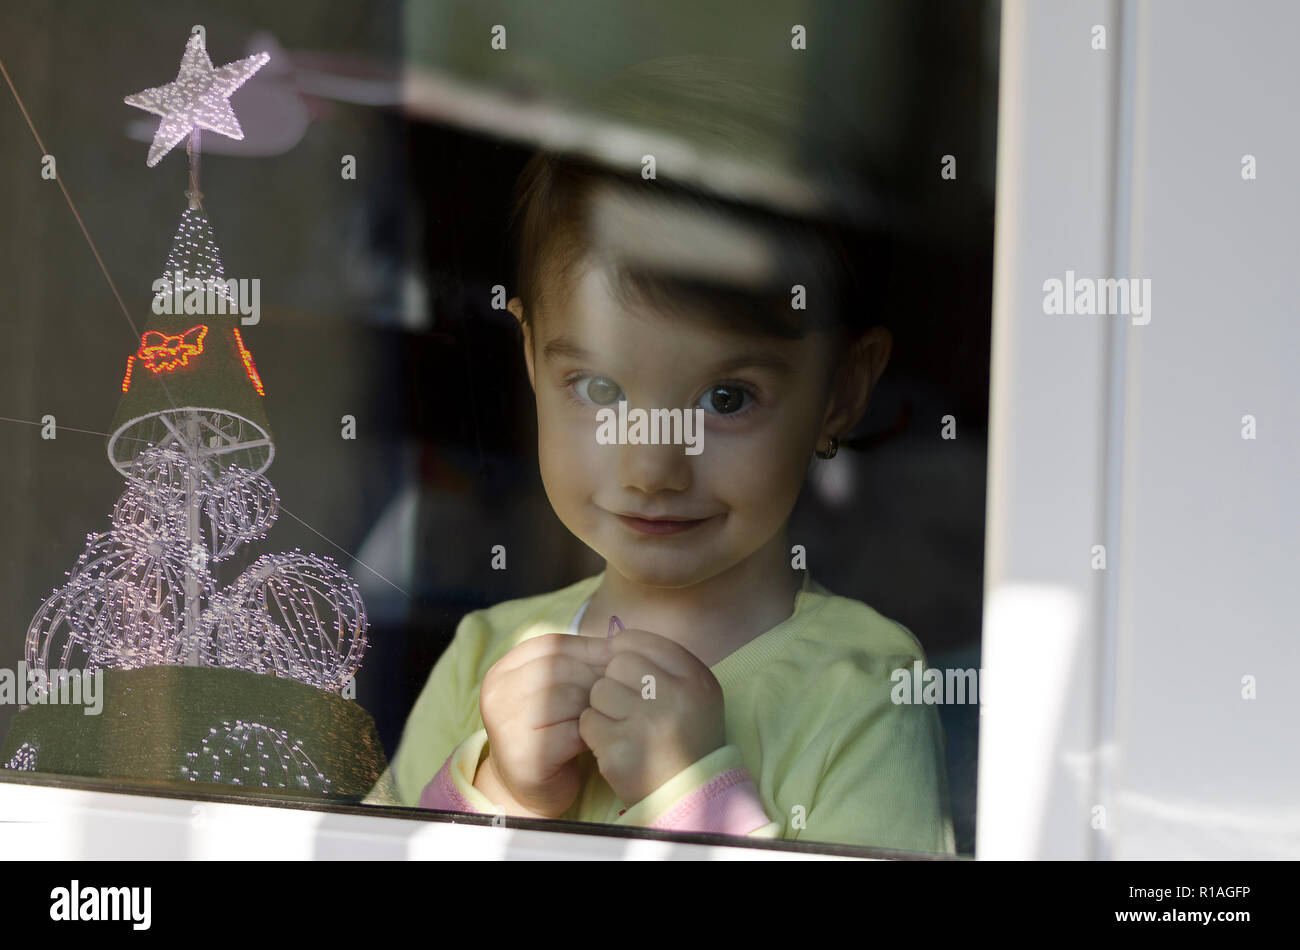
<box><xmin>614</xmin><ymin>513</ymin><xmax>714</xmax><ymax>536</ymax></box>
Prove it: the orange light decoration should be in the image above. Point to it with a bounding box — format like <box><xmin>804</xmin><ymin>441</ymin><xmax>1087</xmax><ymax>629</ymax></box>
<box><xmin>121</xmin><ymin>355</ymin><xmax>135</xmax><ymax>393</ymax></box>
<box><xmin>137</xmin><ymin>324</ymin><xmax>208</xmax><ymax>374</ymax></box>
<box><xmin>232</xmin><ymin>328</ymin><xmax>266</xmax><ymax>396</ymax></box>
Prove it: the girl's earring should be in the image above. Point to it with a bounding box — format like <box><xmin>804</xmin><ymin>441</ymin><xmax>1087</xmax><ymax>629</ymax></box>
<box><xmin>815</xmin><ymin>435</ymin><xmax>839</xmax><ymax>460</ymax></box>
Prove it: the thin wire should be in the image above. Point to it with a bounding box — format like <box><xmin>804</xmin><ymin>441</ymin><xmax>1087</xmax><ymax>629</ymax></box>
<box><xmin>0</xmin><ymin>52</ymin><xmax>185</xmax><ymax>419</ymax></box>
<box><xmin>278</xmin><ymin>505</ymin><xmax>410</xmax><ymax>599</ymax></box>
<box><xmin>0</xmin><ymin>414</ymin><xmax>152</xmax><ymax>443</ymax></box>
<box><xmin>0</xmin><ymin>55</ymin><xmax>141</xmax><ymax>342</ymax></box>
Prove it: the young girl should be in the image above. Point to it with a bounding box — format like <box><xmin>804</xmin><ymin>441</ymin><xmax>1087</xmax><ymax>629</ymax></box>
<box><xmin>368</xmin><ymin>150</ymin><xmax>956</xmax><ymax>854</ymax></box>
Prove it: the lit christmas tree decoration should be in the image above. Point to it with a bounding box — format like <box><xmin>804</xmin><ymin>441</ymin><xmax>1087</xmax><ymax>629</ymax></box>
<box><xmin>124</xmin><ymin>32</ymin><xmax>269</xmax><ymax>168</ymax></box>
<box><xmin>3</xmin><ymin>28</ymin><xmax>387</xmax><ymax>798</ymax></box>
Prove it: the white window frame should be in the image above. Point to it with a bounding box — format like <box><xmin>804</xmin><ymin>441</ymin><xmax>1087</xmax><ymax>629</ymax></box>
<box><xmin>3</xmin><ymin>0</ymin><xmax>1124</xmax><ymax>861</ymax></box>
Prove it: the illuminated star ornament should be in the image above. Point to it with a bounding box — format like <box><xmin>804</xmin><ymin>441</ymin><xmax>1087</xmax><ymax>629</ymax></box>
<box><xmin>124</xmin><ymin>33</ymin><xmax>269</xmax><ymax>167</ymax></box>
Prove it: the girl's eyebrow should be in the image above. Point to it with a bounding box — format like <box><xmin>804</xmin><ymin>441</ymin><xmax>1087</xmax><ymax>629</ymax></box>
<box><xmin>541</xmin><ymin>336</ymin><xmax>590</xmax><ymax>362</ymax></box>
<box><xmin>542</xmin><ymin>334</ymin><xmax>794</xmax><ymax>377</ymax></box>
<box><xmin>706</xmin><ymin>351</ymin><xmax>795</xmax><ymax>377</ymax></box>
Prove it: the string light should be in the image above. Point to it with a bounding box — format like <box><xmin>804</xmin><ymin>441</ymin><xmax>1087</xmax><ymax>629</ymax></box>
<box><xmin>125</xmin><ymin>443</ymin><xmax>217</xmax><ymax>506</ymax></box>
<box><xmin>181</xmin><ymin>720</ymin><xmax>330</xmax><ymax>793</ymax></box>
<box><xmin>201</xmin><ymin>552</ymin><xmax>368</xmax><ymax>691</ymax></box>
<box><xmin>26</xmin><ymin>443</ymin><xmax>368</xmax><ymax>696</ymax></box>
<box><xmin>152</xmin><ymin>207</ymin><xmax>236</xmax><ymax>309</ymax></box>
<box><xmin>137</xmin><ymin>324</ymin><xmax>208</xmax><ymax>374</ymax></box>
<box><xmin>26</xmin><ymin>529</ymin><xmax>203</xmax><ymax>677</ymax></box>
<box><xmin>3</xmin><ymin>743</ymin><xmax>38</xmax><ymax>772</ymax></box>
<box><xmin>231</xmin><ymin>328</ymin><xmax>265</xmax><ymax>396</ymax></box>
<box><xmin>201</xmin><ymin>464</ymin><xmax>279</xmax><ymax>561</ymax></box>
<box><xmin>121</xmin><ymin>355</ymin><xmax>135</xmax><ymax>393</ymax></box>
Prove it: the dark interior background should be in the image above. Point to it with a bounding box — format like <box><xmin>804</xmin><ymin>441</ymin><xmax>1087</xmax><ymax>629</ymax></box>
<box><xmin>0</xmin><ymin>0</ymin><xmax>998</xmax><ymax>854</ymax></box>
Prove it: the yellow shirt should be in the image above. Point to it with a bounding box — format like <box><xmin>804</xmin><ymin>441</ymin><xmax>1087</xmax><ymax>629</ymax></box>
<box><xmin>367</xmin><ymin>572</ymin><xmax>956</xmax><ymax>854</ymax></box>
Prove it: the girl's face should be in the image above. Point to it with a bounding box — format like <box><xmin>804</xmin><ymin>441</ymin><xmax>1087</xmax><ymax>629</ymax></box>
<box><xmin>515</xmin><ymin>260</ymin><xmax>843</xmax><ymax>590</ymax></box>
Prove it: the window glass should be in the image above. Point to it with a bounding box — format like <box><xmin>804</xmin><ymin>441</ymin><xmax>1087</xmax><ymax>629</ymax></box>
<box><xmin>0</xmin><ymin>0</ymin><xmax>997</xmax><ymax>858</ymax></box>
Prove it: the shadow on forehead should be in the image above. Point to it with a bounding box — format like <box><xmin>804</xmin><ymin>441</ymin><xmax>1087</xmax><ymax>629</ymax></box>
<box><xmin>590</xmin><ymin>178</ymin><xmax>849</xmax><ymax>340</ymax></box>
<box><xmin>512</xmin><ymin>153</ymin><xmax>864</xmax><ymax>342</ymax></box>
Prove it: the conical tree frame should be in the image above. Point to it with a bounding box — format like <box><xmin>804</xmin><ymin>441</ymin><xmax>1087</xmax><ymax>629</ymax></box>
<box><xmin>109</xmin><ymin>205</ymin><xmax>273</xmax><ymax>478</ymax></box>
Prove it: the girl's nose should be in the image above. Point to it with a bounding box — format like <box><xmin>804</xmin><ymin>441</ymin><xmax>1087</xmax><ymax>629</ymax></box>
<box><xmin>614</xmin><ymin>438</ymin><xmax>693</xmax><ymax>495</ymax></box>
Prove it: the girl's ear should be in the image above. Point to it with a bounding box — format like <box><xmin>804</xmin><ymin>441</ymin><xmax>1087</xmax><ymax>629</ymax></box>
<box><xmin>508</xmin><ymin>296</ymin><xmax>536</xmax><ymax>391</ymax></box>
<box><xmin>821</xmin><ymin>326</ymin><xmax>892</xmax><ymax>440</ymax></box>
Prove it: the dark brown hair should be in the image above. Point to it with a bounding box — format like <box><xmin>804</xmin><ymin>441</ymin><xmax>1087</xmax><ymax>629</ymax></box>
<box><xmin>507</xmin><ymin>150</ymin><xmax>867</xmax><ymax>343</ymax></box>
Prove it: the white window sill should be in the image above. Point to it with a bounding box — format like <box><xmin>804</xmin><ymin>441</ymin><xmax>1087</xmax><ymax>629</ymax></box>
<box><xmin>0</xmin><ymin>774</ymin><xmax>925</xmax><ymax>860</ymax></box>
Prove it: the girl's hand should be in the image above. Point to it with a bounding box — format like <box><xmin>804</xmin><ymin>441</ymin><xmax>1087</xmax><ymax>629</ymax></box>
<box><xmin>579</xmin><ymin>627</ymin><xmax>727</xmax><ymax>808</ymax></box>
<box><xmin>477</xmin><ymin>633</ymin><xmax>613</xmax><ymax>818</ymax></box>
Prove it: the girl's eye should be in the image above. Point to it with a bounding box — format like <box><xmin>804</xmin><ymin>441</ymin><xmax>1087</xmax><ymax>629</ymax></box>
<box><xmin>698</xmin><ymin>384</ymin><xmax>749</xmax><ymax>415</ymax></box>
<box><xmin>575</xmin><ymin>376</ymin><xmax>623</xmax><ymax>406</ymax></box>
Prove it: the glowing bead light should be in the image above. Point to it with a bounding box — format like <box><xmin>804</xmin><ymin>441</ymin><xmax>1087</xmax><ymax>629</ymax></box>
<box><xmin>137</xmin><ymin>324</ymin><xmax>209</xmax><ymax>374</ymax></box>
<box><xmin>181</xmin><ymin>720</ymin><xmax>330</xmax><ymax>793</ymax></box>
<box><xmin>200</xmin><ymin>552</ymin><xmax>368</xmax><ymax>691</ymax></box>
<box><xmin>200</xmin><ymin>463</ymin><xmax>279</xmax><ymax>562</ymax></box>
<box><xmin>153</xmin><ymin>207</ymin><xmax>235</xmax><ymax>309</ymax></box>
<box><xmin>4</xmin><ymin>743</ymin><xmax>38</xmax><ymax>772</ymax></box>
<box><xmin>25</xmin><ymin>529</ymin><xmax>201</xmax><ymax>678</ymax></box>
<box><xmin>231</xmin><ymin>328</ymin><xmax>265</xmax><ymax>395</ymax></box>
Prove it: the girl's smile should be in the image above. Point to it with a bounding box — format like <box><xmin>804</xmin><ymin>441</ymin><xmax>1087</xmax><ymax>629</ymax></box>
<box><xmin>611</xmin><ymin>510</ymin><xmax>723</xmax><ymax>536</ymax></box>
